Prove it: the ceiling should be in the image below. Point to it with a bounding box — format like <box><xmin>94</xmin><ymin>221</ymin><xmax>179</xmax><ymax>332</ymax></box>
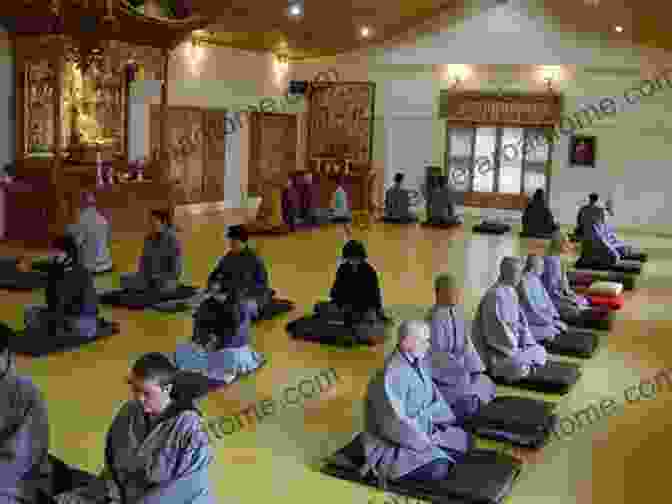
<box><xmin>189</xmin><ymin>0</ymin><xmax>672</xmax><ymax>61</ymax></box>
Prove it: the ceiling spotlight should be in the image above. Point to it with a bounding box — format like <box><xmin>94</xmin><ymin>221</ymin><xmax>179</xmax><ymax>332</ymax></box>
<box><xmin>288</xmin><ymin>3</ymin><xmax>302</xmax><ymax>16</ymax></box>
<box><xmin>360</xmin><ymin>26</ymin><xmax>371</xmax><ymax>37</ymax></box>
<box><xmin>615</xmin><ymin>25</ymin><xmax>623</xmax><ymax>32</ymax></box>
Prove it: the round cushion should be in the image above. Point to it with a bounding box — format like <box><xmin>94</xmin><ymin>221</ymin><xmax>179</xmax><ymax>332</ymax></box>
<box><xmin>587</xmin><ymin>281</ymin><xmax>623</xmax><ymax>297</ymax></box>
<box><xmin>588</xmin><ymin>294</ymin><xmax>624</xmax><ymax>310</ymax></box>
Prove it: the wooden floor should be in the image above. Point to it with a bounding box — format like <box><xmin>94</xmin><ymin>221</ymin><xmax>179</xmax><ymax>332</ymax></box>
<box><xmin>1</xmin><ymin>211</ymin><xmax>671</xmax><ymax>504</ymax></box>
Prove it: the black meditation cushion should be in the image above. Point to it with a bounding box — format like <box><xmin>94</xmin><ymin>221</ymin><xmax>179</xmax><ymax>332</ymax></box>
<box><xmin>489</xmin><ymin>360</ymin><xmax>582</xmax><ymax>395</ymax></box>
<box><xmin>472</xmin><ymin>222</ymin><xmax>511</xmax><ymax>235</ymax></box>
<box><xmin>621</xmin><ymin>249</ymin><xmax>648</xmax><ymax>262</ymax></box>
<box><xmin>257</xmin><ymin>298</ymin><xmax>295</xmax><ymax>321</ymax></box>
<box><xmin>47</xmin><ymin>455</ymin><xmax>97</xmax><ymax>497</ymax></box>
<box><xmin>518</xmin><ymin>231</ymin><xmax>555</xmax><ymax>239</ymax></box>
<box><xmin>567</xmin><ymin>270</ymin><xmax>636</xmax><ymax>291</ymax></box>
<box><xmin>543</xmin><ymin>329</ymin><xmax>599</xmax><ymax>358</ymax></box>
<box><xmin>464</xmin><ymin>396</ymin><xmax>558</xmax><ymax>448</ymax></box>
<box><xmin>0</xmin><ymin>270</ymin><xmax>48</xmax><ymax>290</ymax></box>
<box><xmin>286</xmin><ymin>315</ymin><xmax>387</xmax><ymax>347</ymax></box>
<box><xmin>382</xmin><ymin>216</ymin><xmax>419</xmax><ymax>224</ymax></box>
<box><xmin>322</xmin><ymin>433</ymin><xmax>521</xmax><ymax>504</ymax></box>
<box><xmin>31</xmin><ymin>259</ymin><xmax>114</xmax><ymax>275</ymax></box>
<box><xmin>574</xmin><ymin>259</ymin><xmax>642</xmax><ymax>275</ymax></box>
<box><xmin>11</xmin><ymin>319</ymin><xmax>119</xmax><ymax>357</ymax></box>
<box><xmin>421</xmin><ymin>217</ymin><xmax>463</xmax><ymax>228</ymax></box>
<box><xmin>99</xmin><ymin>285</ymin><xmax>199</xmax><ymax>309</ymax></box>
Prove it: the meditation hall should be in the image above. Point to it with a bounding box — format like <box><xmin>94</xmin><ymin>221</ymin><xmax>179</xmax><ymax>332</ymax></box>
<box><xmin>1</xmin><ymin>1</ymin><xmax>671</xmax><ymax>503</ymax></box>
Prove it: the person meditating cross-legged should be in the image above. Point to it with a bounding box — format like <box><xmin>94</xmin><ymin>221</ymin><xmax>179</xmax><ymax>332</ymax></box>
<box><xmin>55</xmin><ymin>353</ymin><xmax>214</xmax><ymax>504</ymax></box>
<box><xmin>425</xmin><ymin>274</ymin><xmax>496</xmax><ymax>422</ymax></box>
<box><xmin>0</xmin><ymin>323</ymin><xmax>51</xmax><ymax>504</ymax></box>
<box><xmin>300</xmin><ymin>172</ymin><xmax>325</xmax><ymax>225</ymax></box>
<box><xmin>521</xmin><ymin>189</ymin><xmax>558</xmax><ymax>237</ymax></box>
<box><xmin>207</xmin><ymin>225</ymin><xmax>271</xmax><ymax>313</ymax></box>
<box><xmin>24</xmin><ymin>234</ymin><xmax>100</xmax><ymax>339</ymax></box>
<box><xmin>426</xmin><ymin>176</ymin><xmax>461</xmax><ymax>225</ymax></box>
<box><xmin>577</xmin><ymin>213</ymin><xmax>621</xmax><ymax>268</ymax></box>
<box><xmin>282</xmin><ymin>176</ymin><xmax>301</xmax><ymax>231</ymax></box>
<box><xmin>67</xmin><ymin>191</ymin><xmax>113</xmax><ymax>274</ymax></box>
<box><xmin>574</xmin><ymin>192</ymin><xmax>603</xmax><ymax>240</ymax></box>
<box><xmin>356</xmin><ymin>320</ymin><xmax>473</xmax><ymax>483</ymax></box>
<box><xmin>384</xmin><ymin>173</ymin><xmax>418</xmax><ymax>223</ymax></box>
<box><xmin>329</xmin><ymin>176</ymin><xmax>352</xmax><ymax>223</ymax></box>
<box><xmin>327</xmin><ymin>240</ymin><xmax>386</xmax><ymax>328</ymax></box>
<box><xmin>470</xmin><ymin>257</ymin><xmax>548</xmax><ymax>383</ymax></box>
<box><xmin>121</xmin><ymin>209</ymin><xmax>182</xmax><ymax>293</ymax></box>
<box><xmin>176</xmin><ymin>287</ymin><xmax>265</xmax><ymax>384</ymax></box>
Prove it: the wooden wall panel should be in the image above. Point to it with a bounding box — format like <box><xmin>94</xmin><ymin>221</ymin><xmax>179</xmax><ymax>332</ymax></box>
<box><xmin>203</xmin><ymin>110</ymin><xmax>227</xmax><ymax>203</ymax></box>
<box><xmin>248</xmin><ymin>113</ymin><xmax>297</xmax><ymax>196</ymax></box>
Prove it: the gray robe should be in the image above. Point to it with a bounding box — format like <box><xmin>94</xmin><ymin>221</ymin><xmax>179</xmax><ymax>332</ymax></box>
<box><xmin>121</xmin><ymin>230</ymin><xmax>182</xmax><ymax>292</ymax></box>
<box><xmin>0</xmin><ymin>369</ymin><xmax>50</xmax><ymax>504</ymax></box>
<box><xmin>56</xmin><ymin>401</ymin><xmax>213</xmax><ymax>504</ymax></box>
<box><xmin>471</xmin><ymin>284</ymin><xmax>548</xmax><ymax>382</ymax></box>
<box><xmin>427</xmin><ymin>188</ymin><xmax>456</xmax><ymax>221</ymax></box>
<box><xmin>67</xmin><ymin>207</ymin><xmax>113</xmax><ymax>273</ymax></box>
<box><xmin>360</xmin><ymin>348</ymin><xmax>472</xmax><ymax>481</ymax></box>
<box><xmin>577</xmin><ymin>204</ymin><xmax>604</xmax><ymax>238</ymax></box>
<box><xmin>384</xmin><ymin>187</ymin><xmax>413</xmax><ymax>220</ymax></box>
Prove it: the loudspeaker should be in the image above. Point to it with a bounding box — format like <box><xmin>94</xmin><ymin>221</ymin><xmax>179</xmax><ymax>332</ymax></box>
<box><xmin>288</xmin><ymin>80</ymin><xmax>309</xmax><ymax>96</ymax></box>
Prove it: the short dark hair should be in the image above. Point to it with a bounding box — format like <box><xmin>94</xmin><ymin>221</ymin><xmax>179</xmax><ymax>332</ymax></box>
<box><xmin>131</xmin><ymin>353</ymin><xmax>177</xmax><ymax>387</ymax></box>
<box><xmin>52</xmin><ymin>234</ymin><xmax>80</xmax><ymax>263</ymax></box>
<box><xmin>394</xmin><ymin>173</ymin><xmax>404</xmax><ymax>184</ymax></box>
<box><xmin>437</xmin><ymin>175</ymin><xmax>447</xmax><ymax>188</ymax></box>
<box><xmin>150</xmin><ymin>209</ymin><xmax>171</xmax><ymax>225</ymax></box>
<box><xmin>589</xmin><ymin>193</ymin><xmax>599</xmax><ymax>203</ymax></box>
<box><xmin>226</xmin><ymin>225</ymin><xmax>249</xmax><ymax>243</ymax></box>
<box><xmin>0</xmin><ymin>322</ymin><xmax>13</xmax><ymax>354</ymax></box>
<box><xmin>342</xmin><ymin>240</ymin><xmax>367</xmax><ymax>260</ymax></box>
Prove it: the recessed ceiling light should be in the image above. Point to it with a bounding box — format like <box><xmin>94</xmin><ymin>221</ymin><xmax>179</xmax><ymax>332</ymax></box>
<box><xmin>615</xmin><ymin>25</ymin><xmax>623</xmax><ymax>32</ymax></box>
<box><xmin>360</xmin><ymin>26</ymin><xmax>371</xmax><ymax>37</ymax></box>
<box><xmin>288</xmin><ymin>3</ymin><xmax>302</xmax><ymax>16</ymax></box>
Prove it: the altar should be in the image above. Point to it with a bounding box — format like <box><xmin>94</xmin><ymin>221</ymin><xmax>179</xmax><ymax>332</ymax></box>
<box><xmin>3</xmin><ymin>0</ymin><xmax>210</xmax><ymax>244</ymax></box>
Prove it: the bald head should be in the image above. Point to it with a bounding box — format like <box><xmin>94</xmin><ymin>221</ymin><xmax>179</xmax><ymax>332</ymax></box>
<box><xmin>397</xmin><ymin>320</ymin><xmax>431</xmax><ymax>359</ymax></box>
<box><xmin>499</xmin><ymin>257</ymin><xmax>523</xmax><ymax>286</ymax></box>
<box><xmin>435</xmin><ymin>273</ymin><xmax>462</xmax><ymax>306</ymax></box>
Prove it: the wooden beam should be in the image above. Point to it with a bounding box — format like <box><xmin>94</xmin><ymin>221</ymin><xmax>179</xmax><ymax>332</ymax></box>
<box><xmin>159</xmin><ymin>47</ymin><xmax>169</xmax><ymax>181</ymax></box>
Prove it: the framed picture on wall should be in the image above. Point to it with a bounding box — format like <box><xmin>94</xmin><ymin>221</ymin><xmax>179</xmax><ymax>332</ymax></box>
<box><xmin>569</xmin><ymin>135</ymin><xmax>596</xmax><ymax>167</ymax></box>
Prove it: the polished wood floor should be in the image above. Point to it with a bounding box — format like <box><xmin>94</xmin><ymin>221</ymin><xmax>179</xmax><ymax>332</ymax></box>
<box><xmin>1</xmin><ymin>212</ymin><xmax>671</xmax><ymax>504</ymax></box>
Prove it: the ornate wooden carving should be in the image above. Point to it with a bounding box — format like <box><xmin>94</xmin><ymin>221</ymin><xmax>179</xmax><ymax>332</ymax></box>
<box><xmin>307</xmin><ymin>82</ymin><xmax>375</xmax><ymax>163</ymax></box>
<box><xmin>248</xmin><ymin>112</ymin><xmax>297</xmax><ymax>197</ymax></box>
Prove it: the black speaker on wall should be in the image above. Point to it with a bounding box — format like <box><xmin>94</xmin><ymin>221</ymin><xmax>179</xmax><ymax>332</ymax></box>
<box><xmin>288</xmin><ymin>80</ymin><xmax>309</xmax><ymax>96</ymax></box>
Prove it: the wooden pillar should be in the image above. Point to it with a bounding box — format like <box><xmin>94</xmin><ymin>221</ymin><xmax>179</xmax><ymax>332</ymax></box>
<box><xmin>51</xmin><ymin>48</ymin><xmax>67</xmax><ymax>235</ymax></box>
<box><xmin>159</xmin><ymin>47</ymin><xmax>169</xmax><ymax>182</ymax></box>
<box><xmin>13</xmin><ymin>37</ymin><xmax>24</xmax><ymax>162</ymax></box>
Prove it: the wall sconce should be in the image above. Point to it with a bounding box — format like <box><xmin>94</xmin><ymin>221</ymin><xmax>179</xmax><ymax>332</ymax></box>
<box><xmin>444</xmin><ymin>64</ymin><xmax>471</xmax><ymax>89</ymax></box>
<box><xmin>539</xmin><ymin>65</ymin><xmax>561</xmax><ymax>92</ymax></box>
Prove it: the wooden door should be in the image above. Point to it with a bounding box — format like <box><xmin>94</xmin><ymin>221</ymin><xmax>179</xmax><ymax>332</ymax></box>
<box><xmin>248</xmin><ymin>113</ymin><xmax>297</xmax><ymax>196</ymax></box>
<box><xmin>202</xmin><ymin>110</ymin><xmax>227</xmax><ymax>203</ymax></box>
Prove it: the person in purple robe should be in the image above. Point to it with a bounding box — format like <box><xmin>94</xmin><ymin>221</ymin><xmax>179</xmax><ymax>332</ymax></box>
<box><xmin>0</xmin><ymin>323</ymin><xmax>51</xmax><ymax>504</ymax></box>
<box><xmin>281</xmin><ymin>177</ymin><xmax>301</xmax><ymax>231</ymax></box>
<box><xmin>358</xmin><ymin>320</ymin><xmax>473</xmax><ymax>483</ymax></box>
<box><xmin>175</xmin><ymin>287</ymin><xmax>265</xmax><ymax>384</ymax></box>
<box><xmin>517</xmin><ymin>255</ymin><xmax>569</xmax><ymax>343</ymax></box>
<box><xmin>470</xmin><ymin>257</ymin><xmax>548</xmax><ymax>383</ymax></box>
<box><xmin>55</xmin><ymin>353</ymin><xmax>214</xmax><ymax>504</ymax></box>
<box><xmin>578</xmin><ymin>212</ymin><xmax>621</xmax><ymax>267</ymax></box>
<box><xmin>425</xmin><ymin>274</ymin><xmax>496</xmax><ymax>422</ymax></box>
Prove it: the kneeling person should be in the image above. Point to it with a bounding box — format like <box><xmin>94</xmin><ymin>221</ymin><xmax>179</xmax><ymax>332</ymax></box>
<box><xmin>359</xmin><ymin>320</ymin><xmax>472</xmax><ymax>482</ymax></box>
<box><xmin>384</xmin><ymin>173</ymin><xmax>418</xmax><ymax>223</ymax></box>
<box><xmin>121</xmin><ymin>209</ymin><xmax>182</xmax><ymax>293</ymax></box>
<box><xmin>426</xmin><ymin>176</ymin><xmax>461</xmax><ymax>225</ymax></box>
<box><xmin>426</xmin><ymin>274</ymin><xmax>496</xmax><ymax>421</ymax></box>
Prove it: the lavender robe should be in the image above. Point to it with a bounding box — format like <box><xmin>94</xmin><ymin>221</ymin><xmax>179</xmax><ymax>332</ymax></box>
<box><xmin>0</xmin><ymin>371</ymin><xmax>50</xmax><ymax>504</ymax></box>
<box><xmin>541</xmin><ymin>256</ymin><xmax>589</xmax><ymax>319</ymax></box>
<box><xmin>55</xmin><ymin>401</ymin><xmax>213</xmax><ymax>504</ymax></box>
<box><xmin>425</xmin><ymin>305</ymin><xmax>496</xmax><ymax>415</ymax></box>
<box><xmin>517</xmin><ymin>272</ymin><xmax>566</xmax><ymax>343</ymax></box>
<box><xmin>69</xmin><ymin>207</ymin><xmax>113</xmax><ymax>273</ymax></box>
<box><xmin>580</xmin><ymin>222</ymin><xmax>621</xmax><ymax>265</ymax></box>
<box><xmin>471</xmin><ymin>285</ymin><xmax>547</xmax><ymax>382</ymax></box>
<box><xmin>360</xmin><ymin>348</ymin><xmax>472</xmax><ymax>481</ymax></box>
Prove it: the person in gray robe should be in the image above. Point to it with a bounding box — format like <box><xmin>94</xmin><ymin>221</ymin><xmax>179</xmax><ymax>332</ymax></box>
<box><xmin>578</xmin><ymin>212</ymin><xmax>621</xmax><ymax>268</ymax></box>
<box><xmin>517</xmin><ymin>255</ymin><xmax>569</xmax><ymax>343</ymax></box>
<box><xmin>384</xmin><ymin>173</ymin><xmax>418</xmax><ymax>223</ymax></box>
<box><xmin>66</xmin><ymin>192</ymin><xmax>113</xmax><ymax>274</ymax></box>
<box><xmin>575</xmin><ymin>193</ymin><xmax>604</xmax><ymax>239</ymax></box>
<box><xmin>426</xmin><ymin>176</ymin><xmax>461</xmax><ymax>224</ymax></box>
<box><xmin>55</xmin><ymin>353</ymin><xmax>214</xmax><ymax>504</ymax></box>
<box><xmin>360</xmin><ymin>320</ymin><xmax>473</xmax><ymax>483</ymax></box>
<box><xmin>425</xmin><ymin>274</ymin><xmax>496</xmax><ymax>422</ymax></box>
<box><xmin>0</xmin><ymin>323</ymin><xmax>51</xmax><ymax>504</ymax></box>
<box><xmin>470</xmin><ymin>257</ymin><xmax>548</xmax><ymax>383</ymax></box>
<box><xmin>121</xmin><ymin>210</ymin><xmax>182</xmax><ymax>293</ymax></box>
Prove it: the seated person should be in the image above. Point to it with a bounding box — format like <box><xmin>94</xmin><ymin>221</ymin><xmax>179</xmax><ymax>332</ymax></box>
<box><xmin>207</xmin><ymin>225</ymin><xmax>271</xmax><ymax>312</ymax></box>
<box><xmin>359</xmin><ymin>320</ymin><xmax>473</xmax><ymax>483</ymax></box>
<box><xmin>329</xmin><ymin>176</ymin><xmax>352</xmax><ymax>223</ymax></box>
<box><xmin>178</xmin><ymin>288</ymin><xmax>265</xmax><ymax>384</ymax></box>
<box><xmin>517</xmin><ymin>255</ymin><xmax>569</xmax><ymax>343</ymax></box>
<box><xmin>577</xmin><ymin>214</ymin><xmax>621</xmax><ymax>268</ymax></box>
<box><xmin>281</xmin><ymin>176</ymin><xmax>301</xmax><ymax>231</ymax></box>
<box><xmin>327</xmin><ymin>240</ymin><xmax>385</xmax><ymax>326</ymax></box>
<box><xmin>384</xmin><ymin>173</ymin><xmax>418</xmax><ymax>223</ymax></box>
<box><xmin>521</xmin><ymin>189</ymin><xmax>558</xmax><ymax>236</ymax></box>
<box><xmin>425</xmin><ymin>274</ymin><xmax>496</xmax><ymax>422</ymax></box>
<box><xmin>121</xmin><ymin>209</ymin><xmax>182</xmax><ymax>293</ymax></box>
<box><xmin>24</xmin><ymin>234</ymin><xmax>99</xmax><ymax>339</ymax></box>
<box><xmin>247</xmin><ymin>176</ymin><xmax>287</xmax><ymax>233</ymax></box>
<box><xmin>602</xmin><ymin>208</ymin><xmax>640</xmax><ymax>259</ymax></box>
<box><xmin>55</xmin><ymin>353</ymin><xmax>213</xmax><ymax>504</ymax></box>
<box><xmin>426</xmin><ymin>176</ymin><xmax>461</xmax><ymax>225</ymax></box>
<box><xmin>66</xmin><ymin>192</ymin><xmax>113</xmax><ymax>274</ymax></box>
<box><xmin>0</xmin><ymin>323</ymin><xmax>51</xmax><ymax>504</ymax></box>
<box><xmin>574</xmin><ymin>192</ymin><xmax>604</xmax><ymax>240</ymax></box>
<box><xmin>300</xmin><ymin>172</ymin><xmax>326</xmax><ymax>225</ymax></box>
<box><xmin>542</xmin><ymin>233</ymin><xmax>591</xmax><ymax>320</ymax></box>
<box><xmin>470</xmin><ymin>257</ymin><xmax>548</xmax><ymax>383</ymax></box>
